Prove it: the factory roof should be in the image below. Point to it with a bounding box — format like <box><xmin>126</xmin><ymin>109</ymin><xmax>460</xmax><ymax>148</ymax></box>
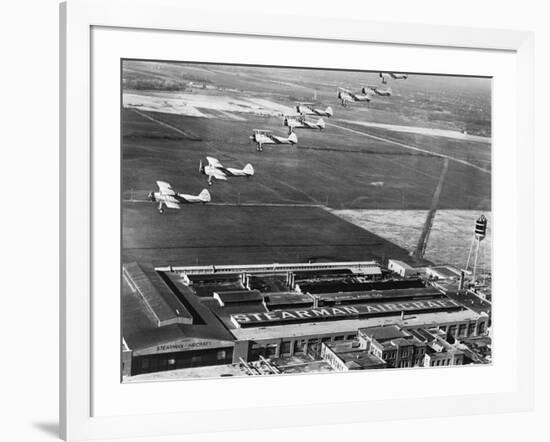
<box><xmin>123</xmin><ymin>269</ymin><xmax>236</xmax><ymax>355</ymax></box>
<box><xmin>359</xmin><ymin>324</ymin><xmax>407</xmax><ymax>341</ymax></box>
<box><xmin>213</xmin><ymin>290</ymin><xmax>263</xmax><ymax>306</ymax></box>
<box><xmin>325</xmin><ymin>342</ymin><xmax>387</xmax><ymax>370</ymax></box>
<box><xmin>264</xmin><ymin>292</ymin><xmax>314</xmax><ymax>307</ymax></box>
<box><xmin>317</xmin><ymin>287</ymin><xmax>442</xmax><ymax>303</ymax></box>
<box><xmin>299</xmin><ymin>278</ymin><xmax>426</xmax><ymax>295</ymax></box>
<box><xmin>123</xmin><ymin>262</ymin><xmax>193</xmax><ymax>326</ymax></box>
<box><xmin>230</xmin><ymin>309</ymin><xmax>485</xmax><ymax>341</ymax></box>
<box><xmin>293</xmin><ymin>268</ymin><xmax>353</xmax><ymax>280</ymax></box>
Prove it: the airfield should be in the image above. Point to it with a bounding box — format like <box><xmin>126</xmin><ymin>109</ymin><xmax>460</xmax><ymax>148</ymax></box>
<box><xmin>122</xmin><ymin>60</ymin><xmax>492</xmax><ymax>268</ymax></box>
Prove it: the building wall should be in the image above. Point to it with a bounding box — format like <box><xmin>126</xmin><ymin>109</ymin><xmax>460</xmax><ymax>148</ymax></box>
<box><xmin>424</xmin><ymin>351</ymin><xmax>464</xmax><ymax>367</ymax></box>
<box><xmin>238</xmin><ymin>331</ymin><xmax>359</xmax><ymax>362</ymax></box>
<box><xmin>131</xmin><ymin>346</ymin><xmax>234</xmax><ymax>375</ymax></box>
<box><xmin>122</xmin><ymin>347</ymin><xmax>133</xmax><ymax>377</ymax></box>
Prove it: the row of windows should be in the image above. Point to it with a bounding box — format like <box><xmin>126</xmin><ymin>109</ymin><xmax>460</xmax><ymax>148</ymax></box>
<box><xmin>429</xmin><ymin>358</ymin><xmax>458</xmax><ymax>367</ymax></box>
<box><xmin>277</xmin><ymin>334</ymin><xmax>358</xmax><ymax>356</ymax></box>
<box><xmin>439</xmin><ymin>321</ymin><xmax>486</xmax><ymax>336</ymax></box>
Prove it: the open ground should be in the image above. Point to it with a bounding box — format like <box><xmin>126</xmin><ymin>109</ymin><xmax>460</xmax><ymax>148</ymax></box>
<box><xmin>122</xmin><ymin>61</ymin><xmax>491</xmax><ymax>267</ymax></box>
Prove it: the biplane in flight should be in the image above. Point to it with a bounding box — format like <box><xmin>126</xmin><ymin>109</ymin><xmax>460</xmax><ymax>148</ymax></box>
<box><xmin>283</xmin><ymin>114</ymin><xmax>325</xmax><ymax>134</ymax></box>
<box><xmin>250</xmin><ymin>129</ymin><xmax>298</xmax><ymax>152</ymax></box>
<box><xmin>295</xmin><ymin>102</ymin><xmax>333</xmax><ymax>117</ymax></box>
<box><xmin>199</xmin><ymin>156</ymin><xmax>254</xmax><ymax>185</ymax></box>
<box><xmin>337</xmin><ymin>87</ymin><xmax>371</xmax><ymax>107</ymax></box>
<box><xmin>148</xmin><ymin>181</ymin><xmax>211</xmax><ymax>213</ymax></box>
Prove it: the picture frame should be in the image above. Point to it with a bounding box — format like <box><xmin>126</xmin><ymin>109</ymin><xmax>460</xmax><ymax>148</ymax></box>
<box><xmin>60</xmin><ymin>0</ymin><xmax>534</xmax><ymax>440</ymax></box>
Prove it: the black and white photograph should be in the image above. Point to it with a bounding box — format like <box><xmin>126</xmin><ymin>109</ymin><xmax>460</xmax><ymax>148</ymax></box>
<box><xmin>121</xmin><ymin>60</ymin><xmax>492</xmax><ymax>382</ymax></box>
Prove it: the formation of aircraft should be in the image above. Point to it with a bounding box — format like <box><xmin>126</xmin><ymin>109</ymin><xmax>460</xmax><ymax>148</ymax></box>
<box><xmin>337</xmin><ymin>87</ymin><xmax>371</xmax><ymax>107</ymax></box>
<box><xmin>250</xmin><ymin>129</ymin><xmax>298</xmax><ymax>152</ymax></box>
<box><xmin>283</xmin><ymin>114</ymin><xmax>325</xmax><ymax>134</ymax></box>
<box><xmin>144</xmin><ymin>72</ymin><xmax>410</xmax><ymax>213</ymax></box>
<box><xmin>295</xmin><ymin>102</ymin><xmax>333</xmax><ymax>118</ymax></box>
<box><xmin>148</xmin><ymin>181</ymin><xmax>211</xmax><ymax>213</ymax></box>
<box><xmin>379</xmin><ymin>72</ymin><xmax>408</xmax><ymax>84</ymax></box>
<box><xmin>362</xmin><ymin>84</ymin><xmax>392</xmax><ymax>96</ymax></box>
<box><xmin>199</xmin><ymin>156</ymin><xmax>254</xmax><ymax>185</ymax></box>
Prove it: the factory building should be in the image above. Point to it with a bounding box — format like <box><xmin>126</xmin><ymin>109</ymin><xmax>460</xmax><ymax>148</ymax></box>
<box><xmin>122</xmin><ymin>260</ymin><xmax>489</xmax><ymax>376</ymax></box>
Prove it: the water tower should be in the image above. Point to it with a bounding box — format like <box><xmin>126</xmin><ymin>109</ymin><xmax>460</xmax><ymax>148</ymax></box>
<box><xmin>465</xmin><ymin>214</ymin><xmax>488</xmax><ymax>282</ymax></box>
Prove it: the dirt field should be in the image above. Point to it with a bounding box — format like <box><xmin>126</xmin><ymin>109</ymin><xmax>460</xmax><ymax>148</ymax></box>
<box><xmin>331</xmin><ymin>209</ymin><xmax>492</xmax><ymax>269</ymax></box>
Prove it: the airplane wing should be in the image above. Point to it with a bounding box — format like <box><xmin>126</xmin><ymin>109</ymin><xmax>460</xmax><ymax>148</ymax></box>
<box><xmin>206</xmin><ymin>156</ymin><xmax>223</xmax><ymax>168</ymax></box>
<box><xmin>210</xmin><ymin>168</ymin><xmax>228</xmax><ymax>180</ymax></box>
<box><xmin>156</xmin><ymin>181</ymin><xmax>176</xmax><ymax>195</ymax></box>
<box><xmin>164</xmin><ymin>201</ymin><xmax>181</xmax><ymax>209</ymax></box>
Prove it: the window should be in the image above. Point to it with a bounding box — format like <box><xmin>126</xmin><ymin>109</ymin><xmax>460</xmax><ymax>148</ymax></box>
<box><xmin>281</xmin><ymin>341</ymin><xmax>291</xmax><ymax>354</ymax></box>
<box><xmin>294</xmin><ymin>340</ymin><xmax>306</xmax><ymax>353</ymax></box>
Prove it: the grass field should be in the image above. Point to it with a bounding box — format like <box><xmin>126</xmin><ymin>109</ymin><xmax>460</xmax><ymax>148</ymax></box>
<box><xmin>122</xmin><ymin>61</ymin><xmax>492</xmax><ymax>268</ymax></box>
<box><xmin>122</xmin><ymin>107</ymin><xmax>491</xmax><ymax>211</ymax></box>
<box><xmin>122</xmin><ymin>204</ymin><xmax>414</xmax><ymax>266</ymax></box>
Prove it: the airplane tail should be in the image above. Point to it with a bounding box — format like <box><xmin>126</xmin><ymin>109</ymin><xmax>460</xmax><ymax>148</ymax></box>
<box><xmin>198</xmin><ymin>189</ymin><xmax>211</xmax><ymax>203</ymax></box>
<box><xmin>288</xmin><ymin>132</ymin><xmax>298</xmax><ymax>145</ymax></box>
<box><xmin>317</xmin><ymin>118</ymin><xmax>325</xmax><ymax>129</ymax></box>
<box><xmin>325</xmin><ymin>106</ymin><xmax>333</xmax><ymax>117</ymax></box>
<box><xmin>243</xmin><ymin>163</ymin><xmax>254</xmax><ymax>176</ymax></box>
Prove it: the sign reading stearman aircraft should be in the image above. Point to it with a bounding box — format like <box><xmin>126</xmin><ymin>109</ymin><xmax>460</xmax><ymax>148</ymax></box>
<box><xmin>230</xmin><ymin>298</ymin><xmax>462</xmax><ymax>328</ymax></box>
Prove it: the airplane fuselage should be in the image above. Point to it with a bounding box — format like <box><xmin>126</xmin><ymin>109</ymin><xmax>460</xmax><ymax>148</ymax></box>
<box><xmin>284</xmin><ymin>116</ymin><xmax>324</xmax><ymax>133</ymax></box>
<box><xmin>296</xmin><ymin>105</ymin><xmax>332</xmax><ymax>117</ymax></box>
<box><xmin>338</xmin><ymin>89</ymin><xmax>370</xmax><ymax>106</ymax></box>
<box><xmin>151</xmin><ymin>191</ymin><xmax>204</xmax><ymax>204</ymax></box>
<box><xmin>250</xmin><ymin>132</ymin><xmax>297</xmax><ymax>151</ymax></box>
<box><xmin>204</xmin><ymin>165</ymin><xmax>248</xmax><ymax>178</ymax></box>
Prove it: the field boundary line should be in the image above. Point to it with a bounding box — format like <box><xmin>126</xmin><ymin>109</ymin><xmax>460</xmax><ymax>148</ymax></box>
<box><xmin>328</xmin><ymin>121</ymin><xmax>491</xmax><ymax>174</ymax></box>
